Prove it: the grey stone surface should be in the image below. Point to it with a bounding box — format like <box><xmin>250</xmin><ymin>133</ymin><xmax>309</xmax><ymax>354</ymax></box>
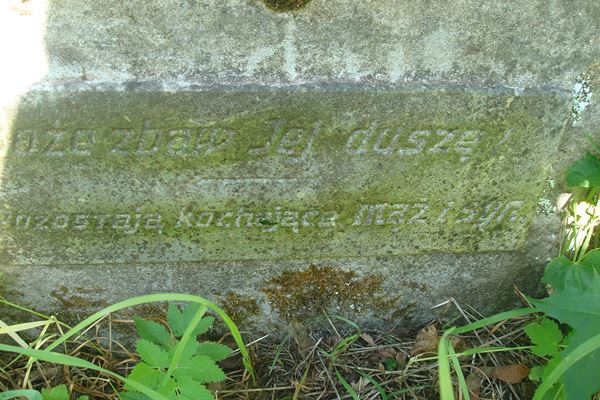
<box><xmin>0</xmin><ymin>0</ymin><xmax>598</xmax><ymax>329</ymax></box>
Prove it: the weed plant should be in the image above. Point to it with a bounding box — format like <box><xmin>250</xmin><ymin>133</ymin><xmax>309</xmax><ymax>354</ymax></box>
<box><xmin>0</xmin><ymin>294</ymin><xmax>254</xmax><ymax>400</ymax></box>
<box><xmin>438</xmin><ymin>149</ymin><xmax>600</xmax><ymax>400</ymax></box>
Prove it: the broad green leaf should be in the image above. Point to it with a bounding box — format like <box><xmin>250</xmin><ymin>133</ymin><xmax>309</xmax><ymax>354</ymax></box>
<box><xmin>137</xmin><ymin>339</ymin><xmax>170</xmax><ymax>368</ymax></box>
<box><xmin>581</xmin><ymin>249</ymin><xmax>600</xmax><ymax>269</ymax></box>
<box><xmin>176</xmin><ymin>376</ymin><xmax>214</xmax><ymax>400</ymax></box>
<box><xmin>41</xmin><ymin>385</ymin><xmax>69</xmax><ymax>400</ymax></box>
<box><xmin>543</xmin><ymin>256</ymin><xmax>595</xmax><ymax>292</ymax></box>
<box><xmin>134</xmin><ymin>317</ymin><xmax>172</xmax><ymax>348</ymax></box>
<box><xmin>524</xmin><ymin>318</ymin><xmax>563</xmax><ymax>357</ymax></box>
<box><xmin>125</xmin><ymin>362</ymin><xmax>161</xmax><ymax>389</ymax></box>
<box><xmin>168</xmin><ymin>304</ymin><xmax>214</xmax><ymax>337</ymax></box>
<box><xmin>533</xmin><ymin>274</ymin><xmax>600</xmax><ymax>339</ymax></box>
<box><xmin>196</xmin><ymin>342</ymin><xmax>233</xmax><ymax>361</ymax></box>
<box><xmin>566</xmin><ymin>152</ymin><xmax>600</xmax><ymax>188</ymax></box>
<box><xmin>533</xmin><ymin>332</ymin><xmax>600</xmax><ymax>400</ymax></box>
<box><xmin>529</xmin><ymin>366</ymin><xmax>544</xmax><ymax>382</ymax></box>
<box><xmin>76</xmin><ymin>397</ymin><xmax>90</xmax><ymax>400</ymax></box>
<box><xmin>0</xmin><ymin>390</ymin><xmax>43</xmax><ymax>400</ymax></box>
<box><xmin>173</xmin><ymin>355</ymin><xmax>226</xmax><ymax>384</ymax></box>
<box><xmin>531</xmin><ymin>272</ymin><xmax>600</xmax><ymax>399</ymax></box>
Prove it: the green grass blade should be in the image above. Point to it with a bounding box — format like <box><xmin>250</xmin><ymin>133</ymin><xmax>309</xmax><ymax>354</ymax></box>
<box><xmin>450</xmin><ymin>308</ymin><xmax>536</xmax><ymax>335</ymax></box>
<box><xmin>329</xmin><ymin>315</ymin><xmax>360</xmax><ymax>331</ymax></box>
<box><xmin>0</xmin><ymin>344</ymin><xmax>169</xmax><ymax>400</ymax></box>
<box><xmin>268</xmin><ymin>333</ymin><xmax>290</xmax><ymax>377</ymax></box>
<box><xmin>0</xmin><ymin>320</ymin><xmax>52</xmax><ymax>335</ymax></box>
<box><xmin>412</xmin><ymin>345</ymin><xmax>532</xmax><ymax>363</ymax></box>
<box><xmin>353</xmin><ymin>368</ymin><xmax>388</xmax><ymax>400</ymax></box>
<box><xmin>438</xmin><ymin>329</ymin><xmax>455</xmax><ymax>400</ymax></box>
<box><xmin>448</xmin><ymin>342</ymin><xmax>469</xmax><ymax>400</ymax></box>
<box><xmin>461</xmin><ymin>345</ymin><xmax>532</xmax><ymax>356</ymax></box>
<box><xmin>41</xmin><ymin>293</ymin><xmax>255</xmax><ymax>382</ymax></box>
<box><xmin>331</xmin><ymin>334</ymin><xmax>360</xmax><ymax>358</ymax></box>
<box><xmin>163</xmin><ymin>305</ymin><xmax>208</xmax><ymax>386</ymax></box>
<box><xmin>0</xmin><ymin>389</ymin><xmax>43</xmax><ymax>400</ymax></box>
<box><xmin>533</xmin><ymin>332</ymin><xmax>600</xmax><ymax>400</ymax></box>
<box><xmin>387</xmin><ymin>385</ymin><xmax>431</xmax><ymax>396</ymax></box>
<box><xmin>335</xmin><ymin>369</ymin><xmax>360</xmax><ymax>400</ymax></box>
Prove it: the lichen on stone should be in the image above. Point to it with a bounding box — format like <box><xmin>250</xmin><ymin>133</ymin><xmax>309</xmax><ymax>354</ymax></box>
<box><xmin>571</xmin><ymin>64</ymin><xmax>599</xmax><ymax>126</ymax></box>
<box><xmin>218</xmin><ymin>291</ymin><xmax>260</xmax><ymax>325</ymax></box>
<box><xmin>262</xmin><ymin>0</ymin><xmax>312</xmax><ymax>12</ymax></box>
<box><xmin>262</xmin><ymin>264</ymin><xmax>400</xmax><ymax>320</ymax></box>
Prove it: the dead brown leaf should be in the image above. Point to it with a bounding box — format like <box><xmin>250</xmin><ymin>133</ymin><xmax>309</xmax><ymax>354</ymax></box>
<box><xmin>486</xmin><ymin>364</ymin><xmax>530</xmax><ymax>384</ymax></box>
<box><xmin>377</xmin><ymin>346</ymin><xmax>397</xmax><ymax>359</ymax></box>
<box><xmin>449</xmin><ymin>336</ymin><xmax>464</xmax><ymax>352</ymax></box>
<box><xmin>410</xmin><ymin>325</ymin><xmax>439</xmax><ymax>356</ymax></box>
<box><xmin>466</xmin><ymin>373</ymin><xmax>484</xmax><ymax>400</ymax></box>
<box><xmin>360</xmin><ymin>333</ymin><xmax>376</xmax><ymax>346</ymax></box>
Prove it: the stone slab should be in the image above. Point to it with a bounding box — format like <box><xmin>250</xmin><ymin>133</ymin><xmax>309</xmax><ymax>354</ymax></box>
<box><xmin>0</xmin><ymin>89</ymin><xmax>568</xmax><ymax>266</ymax></box>
<box><xmin>0</xmin><ymin>0</ymin><xmax>598</xmax><ymax>329</ymax></box>
<box><xmin>41</xmin><ymin>0</ymin><xmax>600</xmax><ymax>90</ymax></box>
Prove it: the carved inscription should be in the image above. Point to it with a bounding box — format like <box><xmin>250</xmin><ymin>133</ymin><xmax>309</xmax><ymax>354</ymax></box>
<box><xmin>346</xmin><ymin>124</ymin><xmax>481</xmax><ymax>162</ymax></box>
<box><xmin>12</xmin><ymin>120</ymin><xmax>487</xmax><ymax>163</ymax></box>
<box><xmin>0</xmin><ymin>200</ymin><xmax>526</xmax><ymax>236</ymax></box>
<box><xmin>1</xmin><ymin>209</ymin><xmax>163</xmax><ymax>234</ymax></box>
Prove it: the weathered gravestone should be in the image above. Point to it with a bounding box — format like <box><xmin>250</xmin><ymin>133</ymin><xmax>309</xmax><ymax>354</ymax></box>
<box><xmin>0</xmin><ymin>0</ymin><xmax>599</xmax><ymax>327</ymax></box>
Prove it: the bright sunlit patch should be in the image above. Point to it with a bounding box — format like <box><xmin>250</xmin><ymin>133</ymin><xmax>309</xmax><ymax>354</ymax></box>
<box><xmin>0</xmin><ymin>0</ymin><xmax>48</xmax><ymax>174</ymax></box>
<box><xmin>0</xmin><ymin>0</ymin><xmax>48</xmax><ymax>105</ymax></box>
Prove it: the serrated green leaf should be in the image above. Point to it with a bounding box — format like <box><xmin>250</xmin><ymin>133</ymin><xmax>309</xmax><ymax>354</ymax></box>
<box><xmin>119</xmin><ymin>392</ymin><xmax>148</xmax><ymax>400</ymax></box>
<box><xmin>41</xmin><ymin>385</ymin><xmax>69</xmax><ymax>400</ymax></box>
<box><xmin>196</xmin><ymin>342</ymin><xmax>232</xmax><ymax>361</ymax></box>
<box><xmin>158</xmin><ymin>376</ymin><xmax>179</xmax><ymax>399</ymax></box>
<box><xmin>173</xmin><ymin>355</ymin><xmax>226</xmax><ymax>384</ymax></box>
<box><xmin>137</xmin><ymin>339</ymin><xmax>170</xmax><ymax>368</ymax></box>
<box><xmin>167</xmin><ymin>303</ymin><xmax>215</xmax><ymax>337</ymax></box>
<box><xmin>190</xmin><ymin>316</ymin><xmax>214</xmax><ymax>336</ymax></box>
<box><xmin>566</xmin><ymin>152</ymin><xmax>600</xmax><ymax>188</ymax></box>
<box><xmin>134</xmin><ymin>317</ymin><xmax>172</xmax><ymax>347</ymax></box>
<box><xmin>125</xmin><ymin>362</ymin><xmax>161</xmax><ymax>390</ymax></box>
<box><xmin>172</xmin><ymin>338</ymin><xmax>199</xmax><ymax>364</ymax></box>
<box><xmin>176</xmin><ymin>376</ymin><xmax>214</xmax><ymax>400</ymax></box>
<box><xmin>167</xmin><ymin>303</ymin><xmax>185</xmax><ymax>336</ymax></box>
<box><xmin>524</xmin><ymin>318</ymin><xmax>563</xmax><ymax>357</ymax></box>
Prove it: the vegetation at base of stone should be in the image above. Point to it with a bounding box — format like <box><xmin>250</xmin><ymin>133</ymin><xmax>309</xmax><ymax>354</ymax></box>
<box><xmin>437</xmin><ymin>149</ymin><xmax>600</xmax><ymax>400</ymax></box>
<box><xmin>0</xmin><ymin>293</ymin><xmax>547</xmax><ymax>399</ymax></box>
<box><xmin>0</xmin><ymin>294</ymin><xmax>253</xmax><ymax>400</ymax></box>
